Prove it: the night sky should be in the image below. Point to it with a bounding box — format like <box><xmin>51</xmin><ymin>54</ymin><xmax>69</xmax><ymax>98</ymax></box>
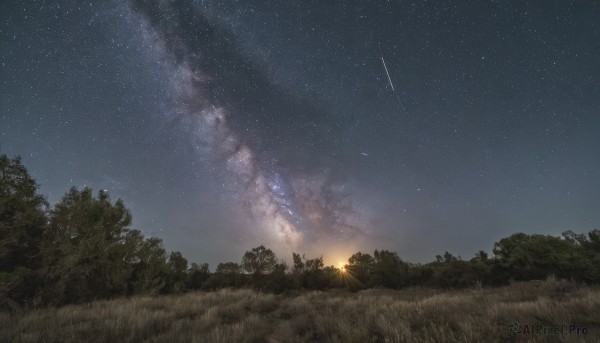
<box><xmin>2</xmin><ymin>0</ymin><xmax>599</xmax><ymax>267</ymax></box>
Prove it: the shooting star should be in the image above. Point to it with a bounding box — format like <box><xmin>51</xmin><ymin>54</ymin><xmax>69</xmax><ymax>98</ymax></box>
<box><xmin>380</xmin><ymin>48</ymin><xmax>395</xmax><ymax>92</ymax></box>
<box><xmin>360</xmin><ymin>152</ymin><xmax>368</xmax><ymax>157</ymax></box>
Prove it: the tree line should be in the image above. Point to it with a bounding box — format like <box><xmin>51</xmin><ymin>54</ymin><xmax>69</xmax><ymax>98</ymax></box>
<box><xmin>1</xmin><ymin>154</ymin><xmax>600</xmax><ymax>310</ymax></box>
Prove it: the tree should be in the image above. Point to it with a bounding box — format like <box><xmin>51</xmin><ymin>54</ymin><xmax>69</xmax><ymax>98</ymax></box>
<box><xmin>262</xmin><ymin>261</ymin><xmax>291</xmax><ymax>293</ymax></box>
<box><xmin>582</xmin><ymin>230</ymin><xmax>600</xmax><ymax>282</ymax></box>
<box><xmin>305</xmin><ymin>256</ymin><xmax>324</xmax><ymax>272</ymax></box>
<box><xmin>241</xmin><ymin>246</ymin><xmax>278</xmax><ymax>290</ymax></box>
<box><xmin>292</xmin><ymin>253</ymin><xmax>305</xmax><ymax>274</ymax></box>
<box><xmin>562</xmin><ymin>230</ymin><xmax>587</xmax><ymax>246</ymax></box>
<box><xmin>304</xmin><ymin>256</ymin><xmax>327</xmax><ymax>289</ymax></box>
<box><xmin>443</xmin><ymin>251</ymin><xmax>458</xmax><ymax>263</ymax></box>
<box><xmin>0</xmin><ymin>155</ymin><xmax>48</xmax><ymax>308</ymax></box>
<box><xmin>492</xmin><ymin>233</ymin><xmax>531</xmax><ymax>262</ymax></box>
<box><xmin>291</xmin><ymin>253</ymin><xmax>327</xmax><ymax>290</ymax></box>
<box><xmin>164</xmin><ymin>251</ymin><xmax>188</xmax><ymax>293</ymax></box>
<box><xmin>372</xmin><ymin>250</ymin><xmax>409</xmax><ymax>288</ymax></box>
<box><xmin>241</xmin><ymin>246</ymin><xmax>277</xmax><ymax>276</ymax></box>
<box><xmin>471</xmin><ymin>250</ymin><xmax>489</xmax><ymax>263</ymax></box>
<box><xmin>562</xmin><ymin>230</ymin><xmax>600</xmax><ymax>282</ymax></box>
<box><xmin>346</xmin><ymin>252</ymin><xmax>374</xmax><ymax>289</ymax></box>
<box><xmin>125</xmin><ymin>232</ymin><xmax>169</xmax><ymax>295</ymax></box>
<box><xmin>587</xmin><ymin>230</ymin><xmax>600</xmax><ymax>252</ymax></box>
<box><xmin>493</xmin><ymin>233</ymin><xmax>583</xmax><ymax>281</ymax></box>
<box><xmin>187</xmin><ymin>262</ymin><xmax>210</xmax><ymax>290</ymax></box>
<box><xmin>204</xmin><ymin>262</ymin><xmax>242</xmax><ymax>289</ymax></box>
<box><xmin>39</xmin><ymin>187</ymin><xmax>134</xmax><ymax>304</ymax></box>
<box><xmin>291</xmin><ymin>252</ymin><xmax>305</xmax><ymax>289</ymax></box>
<box><xmin>216</xmin><ymin>262</ymin><xmax>242</xmax><ymax>274</ymax></box>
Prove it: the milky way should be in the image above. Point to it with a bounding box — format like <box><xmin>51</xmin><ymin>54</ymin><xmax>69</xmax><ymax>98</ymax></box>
<box><xmin>131</xmin><ymin>0</ymin><xmax>365</xmax><ymax>252</ymax></box>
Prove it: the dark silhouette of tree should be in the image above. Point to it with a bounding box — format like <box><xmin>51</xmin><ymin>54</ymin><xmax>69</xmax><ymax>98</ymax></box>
<box><xmin>493</xmin><ymin>233</ymin><xmax>585</xmax><ymax>281</ymax></box>
<box><xmin>204</xmin><ymin>262</ymin><xmax>242</xmax><ymax>289</ymax></box>
<box><xmin>290</xmin><ymin>253</ymin><xmax>327</xmax><ymax>290</ymax></box>
<box><xmin>292</xmin><ymin>253</ymin><xmax>304</xmax><ymax>274</ymax></box>
<box><xmin>241</xmin><ymin>246</ymin><xmax>277</xmax><ymax>276</ymax></box>
<box><xmin>562</xmin><ymin>230</ymin><xmax>600</xmax><ymax>282</ymax></box>
<box><xmin>346</xmin><ymin>252</ymin><xmax>374</xmax><ymax>289</ymax></box>
<box><xmin>584</xmin><ymin>230</ymin><xmax>600</xmax><ymax>282</ymax></box>
<box><xmin>304</xmin><ymin>256</ymin><xmax>327</xmax><ymax>289</ymax></box>
<box><xmin>587</xmin><ymin>230</ymin><xmax>600</xmax><ymax>251</ymax></box>
<box><xmin>241</xmin><ymin>245</ymin><xmax>276</xmax><ymax>290</ymax></box>
<box><xmin>217</xmin><ymin>262</ymin><xmax>242</xmax><ymax>274</ymax></box>
<box><xmin>241</xmin><ymin>245</ymin><xmax>279</xmax><ymax>290</ymax></box>
<box><xmin>291</xmin><ymin>252</ymin><xmax>305</xmax><ymax>289</ymax></box>
<box><xmin>473</xmin><ymin>250</ymin><xmax>488</xmax><ymax>262</ymax></box>
<box><xmin>262</xmin><ymin>261</ymin><xmax>291</xmax><ymax>293</ymax></box>
<box><xmin>187</xmin><ymin>262</ymin><xmax>210</xmax><ymax>290</ymax></box>
<box><xmin>39</xmin><ymin>187</ymin><xmax>134</xmax><ymax>304</ymax></box>
<box><xmin>165</xmin><ymin>251</ymin><xmax>188</xmax><ymax>293</ymax></box>
<box><xmin>562</xmin><ymin>230</ymin><xmax>587</xmax><ymax>246</ymax></box>
<box><xmin>372</xmin><ymin>250</ymin><xmax>409</xmax><ymax>288</ymax></box>
<box><xmin>409</xmin><ymin>264</ymin><xmax>434</xmax><ymax>285</ymax></box>
<box><xmin>0</xmin><ymin>155</ymin><xmax>48</xmax><ymax>309</ymax></box>
<box><xmin>443</xmin><ymin>251</ymin><xmax>458</xmax><ymax>263</ymax></box>
<box><xmin>125</xmin><ymin>232</ymin><xmax>169</xmax><ymax>295</ymax></box>
<box><xmin>6</xmin><ymin>153</ymin><xmax>600</xmax><ymax>305</ymax></box>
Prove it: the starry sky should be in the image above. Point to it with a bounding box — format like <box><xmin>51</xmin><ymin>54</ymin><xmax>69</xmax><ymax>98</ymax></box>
<box><xmin>1</xmin><ymin>0</ymin><xmax>599</xmax><ymax>267</ymax></box>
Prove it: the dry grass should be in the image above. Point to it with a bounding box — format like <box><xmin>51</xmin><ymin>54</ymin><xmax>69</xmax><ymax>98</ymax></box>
<box><xmin>1</xmin><ymin>283</ymin><xmax>599</xmax><ymax>342</ymax></box>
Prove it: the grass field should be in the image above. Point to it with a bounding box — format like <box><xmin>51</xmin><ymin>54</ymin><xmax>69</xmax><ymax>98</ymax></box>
<box><xmin>1</xmin><ymin>279</ymin><xmax>599</xmax><ymax>342</ymax></box>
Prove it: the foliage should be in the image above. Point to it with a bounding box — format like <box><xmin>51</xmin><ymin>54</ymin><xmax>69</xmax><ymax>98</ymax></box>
<box><xmin>241</xmin><ymin>245</ymin><xmax>277</xmax><ymax>276</ymax></box>
<box><xmin>164</xmin><ymin>251</ymin><xmax>189</xmax><ymax>293</ymax></box>
<box><xmin>3</xmin><ymin>154</ymin><xmax>600</xmax><ymax>310</ymax></box>
<box><xmin>204</xmin><ymin>262</ymin><xmax>243</xmax><ymax>289</ymax></box>
<box><xmin>187</xmin><ymin>262</ymin><xmax>210</xmax><ymax>290</ymax></box>
<box><xmin>1</xmin><ymin>155</ymin><xmax>178</xmax><ymax>308</ymax></box>
<box><xmin>492</xmin><ymin>232</ymin><xmax>598</xmax><ymax>282</ymax></box>
<box><xmin>0</xmin><ymin>155</ymin><xmax>48</xmax><ymax>309</ymax></box>
<box><xmin>241</xmin><ymin>245</ymin><xmax>278</xmax><ymax>290</ymax></box>
<box><xmin>372</xmin><ymin>250</ymin><xmax>409</xmax><ymax>288</ymax></box>
<box><xmin>345</xmin><ymin>252</ymin><xmax>374</xmax><ymax>289</ymax></box>
<box><xmin>39</xmin><ymin>187</ymin><xmax>134</xmax><ymax>304</ymax></box>
<box><xmin>290</xmin><ymin>253</ymin><xmax>328</xmax><ymax>290</ymax></box>
<box><xmin>125</xmin><ymin>232</ymin><xmax>169</xmax><ymax>295</ymax></box>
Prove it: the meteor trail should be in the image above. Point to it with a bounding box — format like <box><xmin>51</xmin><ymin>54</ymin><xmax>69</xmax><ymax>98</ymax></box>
<box><xmin>380</xmin><ymin>49</ymin><xmax>395</xmax><ymax>92</ymax></box>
